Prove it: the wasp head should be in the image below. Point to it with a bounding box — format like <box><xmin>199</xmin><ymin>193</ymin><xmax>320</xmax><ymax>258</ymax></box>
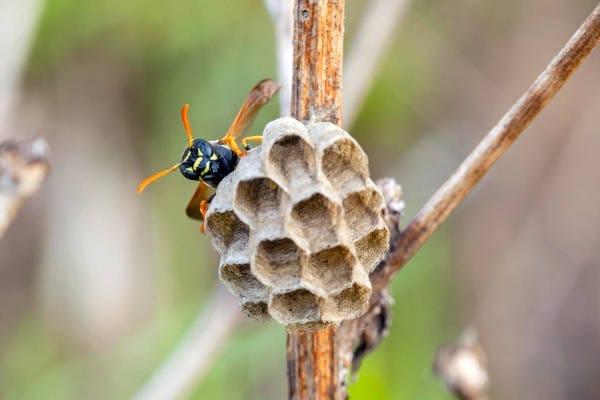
<box><xmin>179</xmin><ymin>138</ymin><xmax>214</xmax><ymax>181</ymax></box>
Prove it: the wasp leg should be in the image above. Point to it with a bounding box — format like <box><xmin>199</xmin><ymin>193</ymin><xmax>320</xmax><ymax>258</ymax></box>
<box><xmin>241</xmin><ymin>135</ymin><xmax>263</xmax><ymax>151</ymax></box>
<box><xmin>219</xmin><ymin>136</ymin><xmax>244</xmax><ymax>157</ymax></box>
<box><xmin>186</xmin><ymin>181</ymin><xmax>215</xmax><ymax>234</ymax></box>
<box><xmin>198</xmin><ymin>193</ymin><xmax>216</xmax><ymax>233</ymax></box>
<box><xmin>199</xmin><ymin>199</ymin><xmax>209</xmax><ymax>233</ymax></box>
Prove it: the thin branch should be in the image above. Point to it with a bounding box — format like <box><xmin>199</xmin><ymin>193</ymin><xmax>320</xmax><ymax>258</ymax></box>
<box><xmin>0</xmin><ymin>138</ymin><xmax>49</xmax><ymax>239</ymax></box>
<box><xmin>386</xmin><ymin>3</ymin><xmax>600</xmax><ymax>279</ymax></box>
<box><xmin>133</xmin><ymin>286</ymin><xmax>243</xmax><ymax>400</ymax></box>
<box><xmin>343</xmin><ymin>0</ymin><xmax>412</xmax><ymax>129</ymax></box>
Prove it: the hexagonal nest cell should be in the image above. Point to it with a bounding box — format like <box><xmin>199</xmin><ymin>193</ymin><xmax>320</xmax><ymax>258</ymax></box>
<box><xmin>205</xmin><ymin>118</ymin><xmax>390</xmax><ymax>328</ymax></box>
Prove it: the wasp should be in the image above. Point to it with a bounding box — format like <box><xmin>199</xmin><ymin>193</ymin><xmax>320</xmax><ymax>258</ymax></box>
<box><xmin>137</xmin><ymin>79</ymin><xmax>280</xmax><ymax>232</ymax></box>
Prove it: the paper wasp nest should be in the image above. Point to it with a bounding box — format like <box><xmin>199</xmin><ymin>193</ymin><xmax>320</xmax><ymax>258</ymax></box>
<box><xmin>206</xmin><ymin>118</ymin><xmax>389</xmax><ymax>328</ymax></box>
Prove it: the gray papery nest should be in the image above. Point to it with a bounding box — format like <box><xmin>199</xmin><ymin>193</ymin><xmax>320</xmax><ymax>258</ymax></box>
<box><xmin>206</xmin><ymin>118</ymin><xmax>389</xmax><ymax>329</ymax></box>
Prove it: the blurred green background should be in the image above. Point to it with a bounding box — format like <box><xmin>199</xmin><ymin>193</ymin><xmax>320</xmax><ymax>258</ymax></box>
<box><xmin>1</xmin><ymin>0</ymin><xmax>599</xmax><ymax>399</ymax></box>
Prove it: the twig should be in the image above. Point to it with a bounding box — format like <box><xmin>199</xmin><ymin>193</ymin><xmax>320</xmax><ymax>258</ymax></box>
<box><xmin>263</xmin><ymin>0</ymin><xmax>294</xmax><ymax>116</ymax></box>
<box><xmin>385</xmin><ymin>2</ymin><xmax>600</xmax><ymax>282</ymax></box>
<box><xmin>0</xmin><ymin>138</ymin><xmax>49</xmax><ymax>239</ymax></box>
<box><xmin>133</xmin><ymin>286</ymin><xmax>243</xmax><ymax>400</ymax></box>
<box><xmin>287</xmin><ymin>1</ymin><xmax>345</xmax><ymax>399</ymax></box>
<box><xmin>343</xmin><ymin>0</ymin><xmax>412</xmax><ymax>129</ymax></box>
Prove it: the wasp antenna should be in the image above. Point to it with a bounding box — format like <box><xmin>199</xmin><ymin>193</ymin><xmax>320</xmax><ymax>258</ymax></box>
<box><xmin>137</xmin><ymin>163</ymin><xmax>181</xmax><ymax>194</ymax></box>
<box><xmin>181</xmin><ymin>104</ymin><xmax>194</xmax><ymax>147</ymax></box>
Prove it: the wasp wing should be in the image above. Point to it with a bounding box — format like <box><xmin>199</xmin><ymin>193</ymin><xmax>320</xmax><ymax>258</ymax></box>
<box><xmin>185</xmin><ymin>181</ymin><xmax>214</xmax><ymax>221</ymax></box>
<box><xmin>222</xmin><ymin>79</ymin><xmax>280</xmax><ymax>140</ymax></box>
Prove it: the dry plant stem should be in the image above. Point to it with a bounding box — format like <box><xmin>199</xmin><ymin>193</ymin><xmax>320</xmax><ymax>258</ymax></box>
<box><xmin>291</xmin><ymin>0</ymin><xmax>344</xmax><ymax>125</ymax></box>
<box><xmin>288</xmin><ymin>1</ymin><xmax>344</xmax><ymax>399</ymax></box>
<box><xmin>343</xmin><ymin>0</ymin><xmax>412</xmax><ymax>129</ymax></box>
<box><xmin>0</xmin><ymin>139</ymin><xmax>49</xmax><ymax>240</ymax></box>
<box><xmin>287</xmin><ymin>328</ymin><xmax>338</xmax><ymax>399</ymax></box>
<box><xmin>133</xmin><ymin>286</ymin><xmax>242</xmax><ymax>400</ymax></box>
<box><xmin>386</xmin><ymin>3</ymin><xmax>600</xmax><ymax>281</ymax></box>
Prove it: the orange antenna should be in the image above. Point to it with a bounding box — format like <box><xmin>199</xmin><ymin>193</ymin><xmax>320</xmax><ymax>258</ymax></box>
<box><xmin>181</xmin><ymin>104</ymin><xmax>194</xmax><ymax>147</ymax></box>
<box><xmin>137</xmin><ymin>163</ymin><xmax>181</xmax><ymax>194</ymax></box>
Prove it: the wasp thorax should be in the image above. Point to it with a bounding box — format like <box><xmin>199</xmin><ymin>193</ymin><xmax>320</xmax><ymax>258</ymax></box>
<box><xmin>204</xmin><ymin>118</ymin><xmax>391</xmax><ymax>329</ymax></box>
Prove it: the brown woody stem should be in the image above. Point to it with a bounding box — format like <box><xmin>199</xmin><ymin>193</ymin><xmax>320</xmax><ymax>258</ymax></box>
<box><xmin>287</xmin><ymin>1</ymin><xmax>345</xmax><ymax>399</ymax></box>
<box><xmin>290</xmin><ymin>0</ymin><xmax>344</xmax><ymax>125</ymax></box>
